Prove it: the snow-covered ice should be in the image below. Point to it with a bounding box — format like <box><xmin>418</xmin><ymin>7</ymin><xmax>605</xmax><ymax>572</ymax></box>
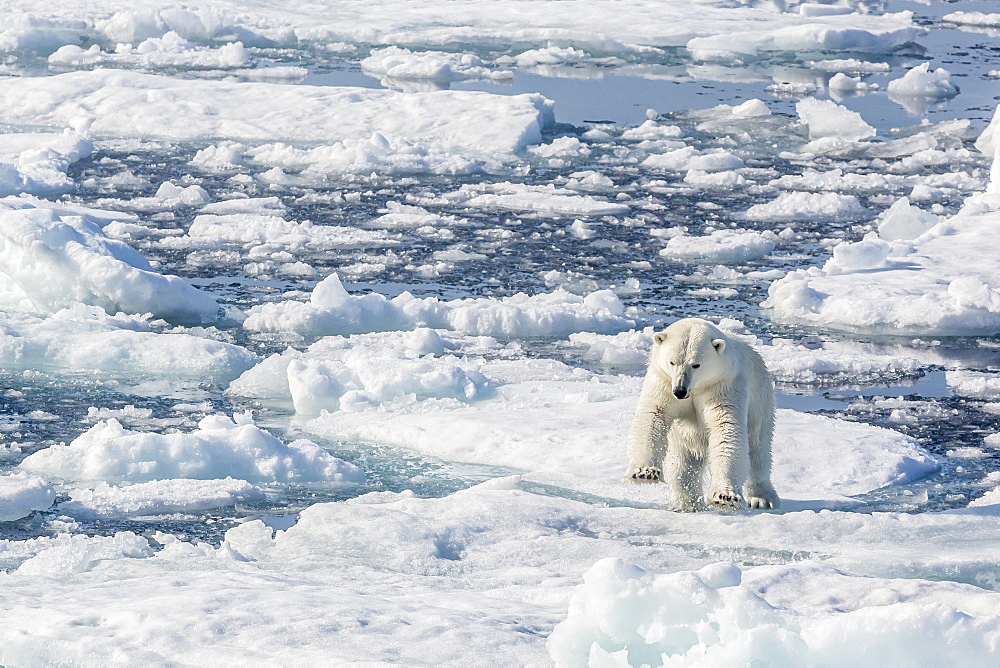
<box><xmin>1</xmin><ymin>0</ymin><xmax>999</xmax><ymax>664</ymax></box>
<box><xmin>243</xmin><ymin>272</ymin><xmax>635</xmax><ymax>340</ymax></box>
<box><xmin>765</xmin><ymin>142</ymin><xmax>1000</xmax><ymax>335</ymax></box>
<box><xmin>59</xmin><ymin>477</ymin><xmax>265</xmax><ymax>518</ymax></box>
<box><xmin>0</xmin><ymin>197</ymin><xmax>220</xmax><ymax>324</ymax></box>
<box><xmin>20</xmin><ymin>411</ymin><xmax>364</xmax><ymax>485</ymax></box>
<box><xmin>0</xmin><ymin>472</ymin><xmax>54</xmax><ymax>521</ymax></box>
<box><xmin>0</xmin><ymin>70</ymin><xmax>554</xmax><ymax>169</ymax></box>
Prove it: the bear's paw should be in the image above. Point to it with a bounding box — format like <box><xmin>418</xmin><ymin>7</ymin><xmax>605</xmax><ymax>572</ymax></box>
<box><xmin>625</xmin><ymin>466</ymin><xmax>662</xmax><ymax>483</ymax></box>
<box><xmin>709</xmin><ymin>487</ymin><xmax>745</xmax><ymax>510</ymax></box>
<box><xmin>744</xmin><ymin>482</ymin><xmax>780</xmax><ymax>510</ymax></box>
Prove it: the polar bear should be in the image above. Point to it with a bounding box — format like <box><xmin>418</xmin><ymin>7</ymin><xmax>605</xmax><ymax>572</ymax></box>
<box><xmin>624</xmin><ymin>318</ymin><xmax>779</xmax><ymax>511</ymax></box>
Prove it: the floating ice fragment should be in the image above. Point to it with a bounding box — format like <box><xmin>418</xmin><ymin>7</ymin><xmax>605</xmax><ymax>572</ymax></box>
<box><xmin>697</xmin><ymin>562</ymin><xmax>742</xmax><ymax>588</ymax></box>
<box><xmin>621</xmin><ymin>121</ymin><xmax>683</xmax><ymax>141</ymax></box>
<box><xmin>828</xmin><ymin>72</ymin><xmax>878</xmax><ymax>95</ymax></box>
<box><xmin>731</xmin><ymin>99</ymin><xmax>771</xmax><ymax>118</ymax></box>
<box><xmin>745</xmin><ymin>191</ymin><xmax>866</xmax><ymax>222</ymax></box>
<box><xmin>569</xmin><ymin>219</ymin><xmax>597</xmax><ymax>240</ymax></box>
<box><xmin>944</xmin><ymin>11</ymin><xmax>1000</xmax><ymax>28</ymax></box>
<box><xmin>659</xmin><ymin>229</ymin><xmax>777</xmax><ymax>264</ymax></box>
<box><xmin>154</xmin><ymin>181</ymin><xmax>209</xmax><ymax>206</ymax></box>
<box><xmin>416</xmin><ymin>182</ymin><xmax>629</xmax><ymax>217</ymax></box>
<box><xmin>0</xmin><ymin>472</ymin><xmax>54</xmax><ymax>521</ymax></box>
<box><xmin>796</xmin><ymin>98</ymin><xmax>875</xmax><ymax>142</ymax></box>
<box><xmin>20</xmin><ymin>413</ymin><xmax>364</xmax><ymax>484</ymax></box>
<box><xmin>60</xmin><ymin>478</ymin><xmax>265</xmax><ymax>518</ymax></box>
<box><xmin>362</xmin><ymin>46</ymin><xmax>509</xmax><ymax>83</ymax></box>
<box><xmin>887</xmin><ymin>63</ymin><xmax>959</xmax><ymax>99</ymax></box>
<box><xmin>0</xmin><ymin>197</ymin><xmax>220</xmax><ymax>324</ymax></box>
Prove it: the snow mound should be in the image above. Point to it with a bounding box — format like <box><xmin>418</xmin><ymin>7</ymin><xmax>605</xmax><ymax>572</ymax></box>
<box><xmin>877</xmin><ymin>197</ymin><xmax>940</xmax><ymax>241</ymax></box>
<box><xmin>0</xmin><ymin>197</ymin><xmax>220</xmax><ymax>324</ymax></box>
<box><xmin>20</xmin><ymin>412</ymin><xmax>364</xmax><ymax>485</ymax></box>
<box><xmin>243</xmin><ymin>273</ymin><xmax>634</xmax><ymax>341</ymax></box>
<box><xmin>548</xmin><ymin>557</ymin><xmax>1000</xmax><ymax>666</ymax></box>
<box><xmin>0</xmin><ymin>472</ymin><xmax>55</xmax><ymax>522</ymax></box>
<box><xmin>60</xmin><ymin>478</ymin><xmax>265</xmax><ymax>518</ymax></box>
<box><xmin>0</xmin><ymin>71</ymin><xmax>554</xmax><ymax>164</ymax></box>
<box><xmin>774</xmin><ymin>410</ymin><xmax>938</xmax><ymax>496</ymax></box>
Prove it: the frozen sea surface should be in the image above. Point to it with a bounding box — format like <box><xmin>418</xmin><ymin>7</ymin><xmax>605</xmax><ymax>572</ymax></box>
<box><xmin>1</xmin><ymin>0</ymin><xmax>1000</xmax><ymax>664</ymax></box>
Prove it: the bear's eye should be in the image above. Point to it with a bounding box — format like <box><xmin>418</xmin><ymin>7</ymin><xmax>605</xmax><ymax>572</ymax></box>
<box><xmin>691</xmin><ymin>364</ymin><xmax>701</xmax><ymax>369</ymax></box>
<box><xmin>669</xmin><ymin>361</ymin><xmax>676</xmax><ymax>366</ymax></box>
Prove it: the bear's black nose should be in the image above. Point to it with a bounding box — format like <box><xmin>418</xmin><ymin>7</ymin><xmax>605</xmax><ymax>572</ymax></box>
<box><xmin>673</xmin><ymin>387</ymin><xmax>688</xmax><ymax>400</ymax></box>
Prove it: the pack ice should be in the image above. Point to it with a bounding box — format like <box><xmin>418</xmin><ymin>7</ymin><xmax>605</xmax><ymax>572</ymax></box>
<box><xmin>0</xmin><ymin>0</ymin><xmax>998</xmax><ymax>665</ymax></box>
<box><xmin>765</xmin><ymin>125</ymin><xmax>1000</xmax><ymax>335</ymax></box>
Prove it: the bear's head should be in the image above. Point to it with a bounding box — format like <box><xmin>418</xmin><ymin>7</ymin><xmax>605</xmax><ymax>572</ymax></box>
<box><xmin>650</xmin><ymin>318</ymin><xmax>732</xmax><ymax>400</ymax></box>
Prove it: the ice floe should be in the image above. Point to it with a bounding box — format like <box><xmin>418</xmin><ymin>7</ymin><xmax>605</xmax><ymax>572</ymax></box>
<box><xmin>243</xmin><ymin>273</ymin><xmax>635</xmax><ymax>341</ymax></box>
<box><xmin>20</xmin><ymin>411</ymin><xmax>364</xmax><ymax>485</ymax></box>
<box><xmin>0</xmin><ymin>131</ymin><xmax>92</xmax><ymax>197</ymax></box>
<box><xmin>0</xmin><ymin>71</ymin><xmax>554</xmax><ymax>169</ymax></box>
<box><xmin>796</xmin><ymin>98</ymin><xmax>876</xmax><ymax>143</ymax></box>
<box><xmin>0</xmin><ymin>472</ymin><xmax>54</xmax><ymax>521</ymax></box>
<box><xmin>0</xmin><ymin>196</ymin><xmax>220</xmax><ymax>324</ymax></box>
<box><xmin>659</xmin><ymin>229</ymin><xmax>777</xmax><ymax>264</ymax></box>
<box><xmin>744</xmin><ymin>191</ymin><xmax>866</xmax><ymax>222</ymax></box>
<box><xmin>303</xmin><ymin>352</ymin><xmax>937</xmax><ymax>505</ymax></box>
<box><xmin>361</xmin><ymin>46</ymin><xmax>510</xmax><ymax>85</ymax></box>
<box><xmin>887</xmin><ymin>62</ymin><xmax>960</xmax><ymax>114</ymax></box>
<box><xmin>59</xmin><ymin>477</ymin><xmax>265</xmax><ymax>518</ymax></box>
<box><xmin>765</xmin><ymin>134</ymin><xmax>1000</xmax><ymax>336</ymax></box>
<box><xmin>0</xmin><ymin>305</ymin><xmax>257</xmax><ymax>383</ymax></box>
<box><xmin>416</xmin><ymin>182</ymin><xmax>631</xmax><ymax>217</ymax></box>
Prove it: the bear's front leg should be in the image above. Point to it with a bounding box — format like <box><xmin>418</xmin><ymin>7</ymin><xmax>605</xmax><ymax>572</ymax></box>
<box><xmin>699</xmin><ymin>398</ymin><xmax>750</xmax><ymax>510</ymax></box>
<box><xmin>623</xmin><ymin>375</ymin><xmax>670</xmax><ymax>484</ymax></box>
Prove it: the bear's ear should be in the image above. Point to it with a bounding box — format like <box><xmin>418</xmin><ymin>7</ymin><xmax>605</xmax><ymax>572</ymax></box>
<box><xmin>712</xmin><ymin>338</ymin><xmax>726</xmax><ymax>353</ymax></box>
<box><xmin>653</xmin><ymin>331</ymin><xmax>667</xmax><ymax>345</ymax></box>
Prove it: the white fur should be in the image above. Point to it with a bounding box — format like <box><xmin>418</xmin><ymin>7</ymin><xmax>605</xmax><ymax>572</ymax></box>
<box><xmin>624</xmin><ymin>318</ymin><xmax>779</xmax><ymax>510</ymax></box>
